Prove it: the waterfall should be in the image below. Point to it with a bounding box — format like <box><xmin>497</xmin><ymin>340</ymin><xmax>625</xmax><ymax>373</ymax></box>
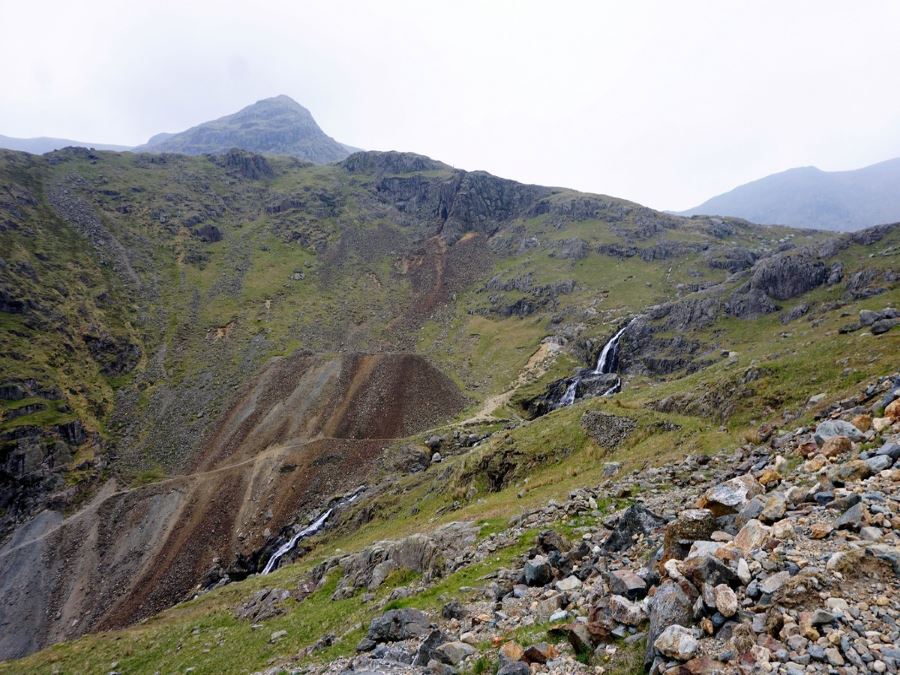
<box><xmin>555</xmin><ymin>321</ymin><xmax>630</xmax><ymax>408</ymax></box>
<box><xmin>558</xmin><ymin>379</ymin><xmax>579</xmax><ymax>407</ymax></box>
<box><xmin>261</xmin><ymin>487</ymin><xmax>365</xmax><ymax>575</ymax></box>
<box><xmin>593</xmin><ymin>324</ymin><xmax>628</xmax><ymax>374</ymax></box>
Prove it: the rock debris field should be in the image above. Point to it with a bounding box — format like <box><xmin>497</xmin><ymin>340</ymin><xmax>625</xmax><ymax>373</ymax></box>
<box><xmin>247</xmin><ymin>374</ymin><xmax>900</xmax><ymax>675</ymax></box>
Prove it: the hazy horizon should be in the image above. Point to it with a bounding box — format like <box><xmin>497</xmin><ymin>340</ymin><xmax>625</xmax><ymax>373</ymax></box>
<box><xmin>2</xmin><ymin>1</ymin><xmax>900</xmax><ymax>211</ymax></box>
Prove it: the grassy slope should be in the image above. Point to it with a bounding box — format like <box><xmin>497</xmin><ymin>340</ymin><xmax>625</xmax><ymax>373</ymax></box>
<box><xmin>6</xmin><ymin>273</ymin><xmax>897</xmax><ymax>674</ymax></box>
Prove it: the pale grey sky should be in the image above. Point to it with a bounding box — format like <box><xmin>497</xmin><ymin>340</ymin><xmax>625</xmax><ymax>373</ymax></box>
<box><xmin>2</xmin><ymin>0</ymin><xmax>900</xmax><ymax>210</ymax></box>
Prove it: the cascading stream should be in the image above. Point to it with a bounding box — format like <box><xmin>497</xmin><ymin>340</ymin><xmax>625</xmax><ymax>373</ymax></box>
<box><xmin>558</xmin><ymin>380</ymin><xmax>579</xmax><ymax>407</ymax></box>
<box><xmin>556</xmin><ymin>321</ymin><xmax>631</xmax><ymax>408</ymax></box>
<box><xmin>593</xmin><ymin>324</ymin><xmax>628</xmax><ymax>374</ymax></box>
<box><xmin>261</xmin><ymin>486</ymin><xmax>365</xmax><ymax>575</ymax></box>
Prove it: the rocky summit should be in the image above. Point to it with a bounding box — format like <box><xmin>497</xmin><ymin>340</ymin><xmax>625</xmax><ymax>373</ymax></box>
<box><xmin>0</xmin><ymin>117</ymin><xmax>898</xmax><ymax>674</ymax></box>
<box><xmin>133</xmin><ymin>95</ymin><xmax>356</xmax><ymax>163</ymax></box>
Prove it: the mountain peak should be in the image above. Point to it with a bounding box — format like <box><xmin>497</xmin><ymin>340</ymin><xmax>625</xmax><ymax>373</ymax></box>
<box><xmin>134</xmin><ymin>95</ymin><xmax>354</xmax><ymax>163</ymax></box>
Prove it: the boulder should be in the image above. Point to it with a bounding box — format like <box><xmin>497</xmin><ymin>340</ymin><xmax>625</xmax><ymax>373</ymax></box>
<box><xmin>886</xmin><ymin>398</ymin><xmax>900</xmax><ymax>421</ymax></box>
<box><xmin>714</xmin><ymin>584</ymin><xmax>738</xmax><ymax>617</ymax></box>
<box><xmin>866</xmin><ymin>454</ymin><xmax>894</xmax><ymax>473</ymax></box>
<box><xmin>645</xmin><ymin>580</ymin><xmax>696</xmax><ymax>667</ymax></box>
<box><xmin>233</xmin><ymin>588</ymin><xmax>290</xmax><ymax>622</ymax></box>
<box><xmin>414</xmin><ymin>629</ymin><xmax>447</xmax><ymax>666</ymax></box>
<box><xmin>827</xmin><ymin>460</ymin><xmax>873</xmax><ymax>483</ymax></box>
<box><xmin>552</xmin><ymin>622</ymin><xmax>593</xmax><ymax>654</ymax></box>
<box><xmin>733</xmin><ymin>519</ymin><xmax>771</xmax><ymax>554</ymax></box>
<box><xmin>834</xmin><ymin>502</ymin><xmax>866</xmax><ymax>531</ymax></box>
<box><xmin>872</xmin><ymin>318</ymin><xmax>899</xmax><ymax>335</ymax></box>
<box><xmin>522</xmin><ymin>643</ymin><xmax>558</xmax><ymax>664</ymax></box>
<box><xmin>555</xmin><ymin>575</ymin><xmax>582</xmax><ymax>592</ymax></box>
<box><xmin>603</xmin><ymin>504</ymin><xmax>666</xmax><ymax>551</ymax></box>
<box><xmin>608</xmin><ymin>569</ymin><xmax>648</xmax><ymax>600</ymax></box>
<box><xmin>876</xmin><ymin>442</ymin><xmax>900</xmax><ymax>460</ymax></box>
<box><xmin>357</xmin><ymin>608</ymin><xmax>430</xmax><ymax>651</ymax></box>
<box><xmin>758</xmin><ymin>570</ymin><xmax>790</xmax><ymax>595</ymax></box>
<box><xmin>654</xmin><ymin>624</ymin><xmax>699</xmax><ymax>661</ymax></box>
<box><xmin>434</xmin><ymin>641</ymin><xmax>477</xmax><ymax>665</ymax></box>
<box><xmin>662</xmin><ymin>508</ymin><xmax>717</xmax><ymax>562</ymax></box>
<box><xmin>524</xmin><ymin>555</ymin><xmax>553</xmax><ymax>586</ymax></box>
<box><xmin>697</xmin><ymin>475</ymin><xmax>764</xmax><ymax>516</ymax></box>
<box><xmin>814</xmin><ymin>420</ymin><xmax>864</xmax><ymax>445</ymax></box>
<box><xmin>759</xmin><ymin>494</ymin><xmax>786</xmax><ymax>524</ymax></box>
<box><xmin>680</xmin><ymin>554</ymin><xmax>739</xmax><ymax>589</ymax></box>
<box><xmin>851</xmin><ymin>414</ymin><xmax>872</xmax><ymax>431</ymax></box>
<box><xmin>609</xmin><ymin>594</ymin><xmax>646</xmax><ymax>626</ymax></box>
<box><xmin>821</xmin><ymin>435</ymin><xmax>851</xmax><ymax>457</ymax></box>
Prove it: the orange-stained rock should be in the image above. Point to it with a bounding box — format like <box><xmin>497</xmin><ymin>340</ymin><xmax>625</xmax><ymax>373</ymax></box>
<box><xmin>851</xmin><ymin>414</ymin><xmax>872</xmax><ymax>431</ymax></box>
<box><xmin>821</xmin><ymin>435</ymin><xmax>851</xmax><ymax>458</ymax></box>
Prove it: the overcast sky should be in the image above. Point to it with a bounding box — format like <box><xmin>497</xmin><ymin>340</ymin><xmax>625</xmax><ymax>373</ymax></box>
<box><xmin>2</xmin><ymin>1</ymin><xmax>900</xmax><ymax>210</ymax></box>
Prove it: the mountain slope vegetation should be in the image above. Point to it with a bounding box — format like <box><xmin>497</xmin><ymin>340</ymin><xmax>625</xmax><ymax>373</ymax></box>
<box><xmin>0</xmin><ymin>143</ymin><xmax>897</xmax><ymax>670</ymax></box>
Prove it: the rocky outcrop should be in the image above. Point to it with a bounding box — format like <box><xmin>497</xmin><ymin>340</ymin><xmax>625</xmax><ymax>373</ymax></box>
<box><xmin>82</xmin><ymin>330</ymin><xmax>141</xmax><ymax>376</ymax></box>
<box><xmin>638</xmin><ymin>240</ymin><xmax>707</xmax><ymax>261</ymax></box>
<box><xmin>371</xmin><ymin>167</ymin><xmax>553</xmax><ymax>242</ymax></box>
<box><xmin>356</xmin><ymin>608</ymin><xmax>431</xmax><ymax>652</ymax></box>
<box><xmin>704</xmin><ymin>246</ymin><xmax>758</xmax><ymax>273</ymax></box>
<box><xmin>216</xmin><ymin>148</ymin><xmax>274</xmax><ymax>179</ymax></box>
<box><xmin>726</xmin><ymin>248</ymin><xmax>828</xmax><ymax>318</ymax></box>
<box><xmin>845</xmin><ymin>268</ymin><xmax>898</xmax><ymax>299</ymax></box>
<box><xmin>644</xmin><ymin>293</ymin><xmax>724</xmax><ymax>331</ymax></box>
<box><xmin>233</xmin><ymin>588</ymin><xmax>290</xmax><ymax>622</ymax></box>
<box><xmin>726</xmin><ymin>285</ymin><xmax>780</xmax><ymax>318</ymax></box>
<box><xmin>522</xmin><ymin>372</ymin><xmax>620</xmax><ymax>418</ymax></box>
<box><xmin>314</xmin><ymin>522</ymin><xmax>478</xmax><ymax>600</ymax></box>
<box><xmin>549</xmin><ymin>238</ymin><xmax>589</xmax><ymax>260</ymax></box>
<box><xmin>341</xmin><ymin>151</ymin><xmax>448</xmax><ymax>174</ymax></box>
<box><xmin>0</xmin><ymin>420</ymin><xmax>97</xmax><ymax>538</ymax></box>
<box><xmin>747</xmin><ymin>247</ymin><xmax>828</xmax><ymax>300</ymax></box>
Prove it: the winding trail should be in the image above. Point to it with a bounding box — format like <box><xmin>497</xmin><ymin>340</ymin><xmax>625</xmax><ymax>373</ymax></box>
<box><xmin>461</xmin><ymin>340</ymin><xmax>563</xmax><ymax>424</ymax></box>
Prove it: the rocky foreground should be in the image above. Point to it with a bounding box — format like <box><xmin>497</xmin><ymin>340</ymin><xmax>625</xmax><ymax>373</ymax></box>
<box><xmin>247</xmin><ymin>375</ymin><xmax>900</xmax><ymax>675</ymax></box>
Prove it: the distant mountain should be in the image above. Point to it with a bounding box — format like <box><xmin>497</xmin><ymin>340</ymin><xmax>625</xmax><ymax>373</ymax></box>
<box><xmin>133</xmin><ymin>95</ymin><xmax>356</xmax><ymax>163</ymax></box>
<box><xmin>0</xmin><ymin>134</ymin><xmax>130</xmax><ymax>154</ymax></box>
<box><xmin>680</xmin><ymin>157</ymin><xmax>900</xmax><ymax>231</ymax></box>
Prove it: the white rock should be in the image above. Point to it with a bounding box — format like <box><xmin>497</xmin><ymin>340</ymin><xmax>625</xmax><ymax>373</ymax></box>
<box><xmin>555</xmin><ymin>575</ymin><xmax>583</xmax><ymax>592</ymax></box>
<box><xmin>737</xmin><ymin>558</ymin><xmax>752</xmax><ymax>585</ymax></box>
<box><xmin>714</xmin><ymin>584</ymin><xmax>738</xmax><ymax>617</ymax></box>
<box><xmin>654</xmin><ymin>624</ymin><xmax>698</xmax><ymax>660</ymax></box>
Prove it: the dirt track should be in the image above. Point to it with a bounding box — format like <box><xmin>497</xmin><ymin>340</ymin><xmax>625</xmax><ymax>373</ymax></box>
<box><xmin>0</xmin><ymin>352</ymin><xmax>466</xmax><ymax>660</ymax></box>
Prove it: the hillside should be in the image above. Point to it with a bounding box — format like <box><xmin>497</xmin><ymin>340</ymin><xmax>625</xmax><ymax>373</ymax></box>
<box><xmin>133</xmin><ymin>95</ymin><xmax>355</xmax><ymax>163</ymax></box>
<box><xmin>681</xmin><ymin>157</ymin><xmax>900</xmax><ymax>231</ymax></box>
<box><xmin>0</xmin><ymin>145</ymin><xmax>898</xmax><ymax>673</ymax></box>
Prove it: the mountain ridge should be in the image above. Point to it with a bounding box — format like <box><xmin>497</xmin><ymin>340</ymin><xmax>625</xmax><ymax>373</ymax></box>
<box><xmin>681</xmin><ymin>156</ymin><xmax>900</xmax><ymax>231</ymax></box>
<box><xmin>0</xmin><ymin>133</ymin><xmax>131</xmax><ymax>155</ymax></box>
